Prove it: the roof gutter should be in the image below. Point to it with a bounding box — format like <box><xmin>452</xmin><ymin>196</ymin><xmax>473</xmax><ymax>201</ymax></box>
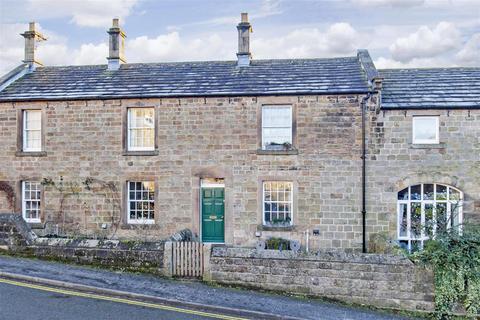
<box><xmin>381</xmin><ymin>106</ymin><xmax>480</xmax><ymax>110</ymax></box>
<box><xmin>0</xmin><ymin>90</ymin><xmax>371</xmax><ymax>103</ymax></box>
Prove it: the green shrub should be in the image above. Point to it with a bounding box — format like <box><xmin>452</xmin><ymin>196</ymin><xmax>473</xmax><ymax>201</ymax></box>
<box><xmin>411</xmin><ymin>224</ymin><xmax>480</xmax><ymax>319</ymax></box>
<box><xmin>266</xmin><ymin>237</ymin><xmax>290</xmax><ymax>250</ymax></box>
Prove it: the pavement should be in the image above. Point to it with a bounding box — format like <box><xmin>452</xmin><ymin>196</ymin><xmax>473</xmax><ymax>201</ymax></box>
<box><xmin>0</xmin><ymin>255</ymin><xmax>418</xmax><ymax>320</ymax></box>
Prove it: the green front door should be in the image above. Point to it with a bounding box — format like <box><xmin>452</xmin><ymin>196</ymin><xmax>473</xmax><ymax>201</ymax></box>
<box><xmin>201</xmin><ymin>188</ymin><xmax>225</xmax><ymax>243</ymax></box>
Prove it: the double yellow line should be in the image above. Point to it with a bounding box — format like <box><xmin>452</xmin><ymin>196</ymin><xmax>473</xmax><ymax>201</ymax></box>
<box><xmin>0</xmin><ymin>277</ymin><xmax>248</xmax><ymax>320</ymax></box>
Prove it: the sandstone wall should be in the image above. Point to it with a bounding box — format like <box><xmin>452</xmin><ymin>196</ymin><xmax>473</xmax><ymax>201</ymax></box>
<box><xmin>209</xmin><ymin>246</ymin><xmax>434</xmax><ymax>312</ymax></box>
<box><xmin>367</xmin><ymin>109</ymin><xmax>480</xmax><ymax>241</ymax></box>
<box><xmin>0</xmin><ymin>95</ymin><xmax>367</xmax><ymax>250</ymax></box>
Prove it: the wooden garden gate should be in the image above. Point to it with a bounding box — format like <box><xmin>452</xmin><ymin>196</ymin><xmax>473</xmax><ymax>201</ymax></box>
<box><xmin>172</xmin><ymin>241</ymin><xmax>204</xmax><ymax>277</ymax></box>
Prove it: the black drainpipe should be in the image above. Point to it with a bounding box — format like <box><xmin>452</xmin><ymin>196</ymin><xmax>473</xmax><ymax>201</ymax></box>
<box><xmin>361</xmin><ymin>92</ymin><xmax>372</xmax><ymax>254</ymax></box>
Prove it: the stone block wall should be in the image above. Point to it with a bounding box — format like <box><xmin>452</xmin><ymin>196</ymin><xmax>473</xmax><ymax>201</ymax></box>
<box><xmin>29</xmin><ymin>238</ymin><xmax>165</xmax><ymax>274</ymax></box>
<box><xmin>209</xmin><ymin>247</ymin><xmax>434</xmax><ymax>312</ymax></box>
<box><xmin>0</xmin><ymin>213</ymin><xmax>36</xmax><ymax>249</ymax></box>
<box><xmin>0</xmin><ymin>94</ymin><xmax>367</xmax><ymax>251</ymax></box>
<box><xmin>367</xmin><ymin>109</ymin><xmax>480</xmax><ymax>241</ymax></box>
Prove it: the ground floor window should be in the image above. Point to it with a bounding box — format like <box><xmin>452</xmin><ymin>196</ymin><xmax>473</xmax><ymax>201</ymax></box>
<box><xmin>127</xmin><ymin>181</ymin><xmax>155</xmax><ymax>224</ymax></box>
<box><xmin>263</xmin><ymin>181</ymin><xmax>293</xmax><ymax>226</ymax></box>
<box><xmin>22</xmin><ymin>181</ymin><xmax>41</xmax><ymax>223</ymax></box>
<box><xmin>397</xmin><ymin>183</ymin><xmax>462</xmax><ymax>252</ymax></box>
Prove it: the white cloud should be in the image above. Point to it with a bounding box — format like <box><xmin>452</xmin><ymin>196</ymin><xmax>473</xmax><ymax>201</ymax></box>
<box><xmin>389</xmin><ymin>22</ymin><xmax>461</xmax><ymax>62</ymax></box>
<box><xmin>252</xmin><ymin>23</ymin><xmax>361</xmax><ymax>59</ymax></box>
<box><xmin>455</xmin><ymin>33</ymin><xmax>480</xmax><ymax>66</ymax></box>
<box><xmin>376</xmin><ymin>31</ymin><xmax>480</xmax><ymax>68</ymax></box>
<box><xmin>126</xmin><ymin>32</ymin><xmax>233</xmax><ymax>62</ymax></box>
<box><xmin>0</xmin><ymin>23</ymin><xmax>27</xmax><ymax>73</ymax></box>
<box><xmin>374</xmin><ymin>56</ymin><xmax>454</xmax><ymax>69</ymax></box>
<box><xmin>72</xmin><ymin>43</ymin><xmax>109</xmax><ymax>65</ymax></box>
<box><xmin>26</xmin><ymin>0</ymin><xmax>139</xmax><ymax>27</ymax></box>
<box><xmin>351</xmin><ymin>0</ymin><xmax>424</xmax><ymax>7</ymax></box>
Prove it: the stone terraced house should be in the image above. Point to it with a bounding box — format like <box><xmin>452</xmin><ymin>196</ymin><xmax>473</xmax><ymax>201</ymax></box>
<box><xmin>0</xmin><ymin>15</ymin><xmax>479</xmax><ymax>252</ymax></box>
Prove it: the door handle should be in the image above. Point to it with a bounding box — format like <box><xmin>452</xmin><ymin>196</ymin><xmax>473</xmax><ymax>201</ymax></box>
<box><xmin>209</xmin><ymin>215</ymin><xmax>217</xmax><ymax>220</ymax></box>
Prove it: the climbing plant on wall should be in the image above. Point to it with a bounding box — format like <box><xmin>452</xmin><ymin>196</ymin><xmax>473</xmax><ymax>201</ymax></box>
<box><xmin>0</xmin><ymin>181</ymin><xmax>15</xmax><ymax>210</ymax></box>
<box><xmin>41</xmin><ymin>176</ymin><xmax>121</xmax><ymax>238</ymax></box>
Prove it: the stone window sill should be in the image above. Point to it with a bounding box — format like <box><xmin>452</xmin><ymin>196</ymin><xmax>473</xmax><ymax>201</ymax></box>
<box><xmin>256</xmin><ymin>149</ymin><xmax>298</xmax><ymax>155</ymax></box>
<box><xmin>27</xmin><ymin>222</ymin><xmax>45</xmax><ymax>229</ymax></box>
<box><xmin>122</xmin><ymin>150</ymin><xmax>159</xmax><ymax>156</ymax></box>
<box><xmin>120</xmin><ymin>223</ymin><xmax>160</xmax><ymax>230</ymax></box>
<box><xmin>410</xmin><ymin>143</ymin><xmax>446</xmax><ymax>149</ymax></box>
<box><xmin>16</xmin><ymin>151</ymin><xmax>47</xmax><ymax>157</ymax></box>
<box><xmin>258</xmin><ymin>224</ymin><xmax>295</xmax><ymax>232</ymax></box>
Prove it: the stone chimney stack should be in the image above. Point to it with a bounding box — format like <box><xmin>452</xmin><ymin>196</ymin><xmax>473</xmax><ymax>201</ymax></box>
<box><xmin>107</xmin><ymin>18</ymin><xmax>126</xmax><ymax>71</ymax></box>
<box><xmin>237</xmin><ymin>13</ymin><xmax>252</xmax><ymax>67</ymax></box>
<box><xmin>20</xmin><ymin>22</ymin><xmax>46</xmax><ymax>69</ymax></box>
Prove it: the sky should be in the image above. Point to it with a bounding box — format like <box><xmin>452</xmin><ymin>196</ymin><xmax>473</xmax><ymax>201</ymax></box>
<box><xmin>0</xmin><ymin>0</ymin><xmax>479</xmax><ymax>75</ymax></box>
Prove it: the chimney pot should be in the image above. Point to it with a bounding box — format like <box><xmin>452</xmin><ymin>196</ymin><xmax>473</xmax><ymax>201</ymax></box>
<box><xmin>107</xmin><ymin>18</ymin><xmax>126</xmax><ymax>71</ymax></box>
<box><xmin>20</xmin><ymin>22</ymin><xmax>46</xmax><ymax>69</ymax></box>
<box><xmin>236</xmin><ymin>12</ymin><xmax>252</xmax><ymax>67</ymax></box>
<box><xmin>373</xmin><ymin>77</ymin><xmax>383</xmax><ymax>91</ymax></box>
<box><xmin>241</xmin><ymin>12</ymin><xmax>248</xmax><ymax>23</ymax></box>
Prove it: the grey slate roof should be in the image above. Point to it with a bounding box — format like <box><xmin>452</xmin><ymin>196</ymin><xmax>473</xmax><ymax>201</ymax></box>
<box><xmin>379</xmin><ymin>68</ymin><xmax>480</xmax><ymax>109</ymax></box>
<box><xmin>0</xmin><ymin>57</ymin><xmax>369</xmax><ymax>102</ymax></box>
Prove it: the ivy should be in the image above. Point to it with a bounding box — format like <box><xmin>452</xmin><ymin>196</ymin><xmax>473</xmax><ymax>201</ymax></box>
<box><xmin>411</xmin><ymin>224</ymin><xmax>480</xmax><ymax>319</ymax></box>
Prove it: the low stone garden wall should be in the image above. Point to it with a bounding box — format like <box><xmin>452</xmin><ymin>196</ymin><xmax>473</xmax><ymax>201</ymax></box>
<box><xmin>0</xmin><ymin>213</ymin><xmax>167</xmax><ymax>275</ymax></box>
<box><xmin>30</xmin><ymin>237</ymin><xmax>165</xmax><ymax>274</ymax></box>
<box><xmin>1</xmin><ymin>213</ymin><xmax>435</xmax><ymax>313</ymax></box>
<box><xmin>208</xmin><ymin>247</ymin><xmax>434</xmax><ymax>312</ymax></box>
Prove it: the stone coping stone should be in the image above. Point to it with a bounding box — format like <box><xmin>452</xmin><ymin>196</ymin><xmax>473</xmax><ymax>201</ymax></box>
<box><xmin>0</xmin><ymin>213</ymin><xmax>37</xmax><ymax>244</ymax></box>
<box><xmin>211</xmin><ymin>247</ymin><xmax>413</xmax><ymax>265</ymax></box>
<box><xmin>33</xmin><ymin>237</ymin><xmax>164</xmax><ymax>251</ymax></box>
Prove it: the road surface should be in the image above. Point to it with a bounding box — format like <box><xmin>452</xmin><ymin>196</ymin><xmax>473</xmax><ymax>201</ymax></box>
<box><xmin>0</xmin><ymin>278</ymin><xmax>244</xmax><ymax>320</ymax></box>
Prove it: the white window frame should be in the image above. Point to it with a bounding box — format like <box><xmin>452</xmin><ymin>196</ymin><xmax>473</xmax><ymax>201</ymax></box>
<box><xmin>127</xmin><ymin>108</ymin><xmax>155</xmax><ymax>151</ymax></box>
<box><xmin>22</xmin><ymin>181</ymin><xmax>41</xmax><ymax>223</ymax></box>
<box><xmin>262</xmin><ymin>181</ymin><xmax>293</xmax><ymax>226</ymax></box>
<box><xmin>397</xmin><ymin>183</ymin><xmax>463</xmax><ymax>252</ymax></box>
<box><xmin>23</xmin><ymin>110</ymin><xmax>42</xmax><ymax>152</ymax></box>
<box><xmin>261</xmin><ymin>105</ymin><xmax>293</xmax><ymax>150</ymax></box>
<box><xmin>412</xmin><ymin>116</ymin><xmax>439</xmax><ymax>144</ymax></box>
<box><xmin>127</xmin><ymin>181</ymin><xmax>155</xmax><ymax>224</ymax></box>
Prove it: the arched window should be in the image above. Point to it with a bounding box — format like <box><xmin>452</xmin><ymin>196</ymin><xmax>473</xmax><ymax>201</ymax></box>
<box><xmin>397</xmin><ymin>183</ymin><xmax>463</xmax><ymax>252</ymax></box>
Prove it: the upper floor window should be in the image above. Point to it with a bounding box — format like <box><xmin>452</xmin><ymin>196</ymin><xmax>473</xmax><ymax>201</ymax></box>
<box><xmin>23</xmin><ymin>110</ymin><xmax>42</xmax><ymax>152</ymax></box>
<box><xmin>262</xmin><ymin>105</ymin><xmax>292</xmax><ymax>150</ymax></box>
<box><xmin>412</xmin><ymin>116</ymin><xmax>439</xmax><ymax>144</ymax></box>
<box><xmin>22</xmin><ymin>181</ymin><xmax>41</xmax><ymax>223</ymax></box>
<box><xmin>397</xmin><ymin>183</ymin><xmax>462</xmax><ymax>252</ymax></box>
<box><xmin>127</xmin><ymin>181</ymin><xmax>155</xmax><ymax>224</ymax></box>
<box><xmin>127</xmin><ymin>108</ymin><xmax>154</xmax><ymax>151</ymax></box>
<box><xmin>263</xmin><ymin>181</ymin><xmax>293</xmax><ymax>226</ymax></box>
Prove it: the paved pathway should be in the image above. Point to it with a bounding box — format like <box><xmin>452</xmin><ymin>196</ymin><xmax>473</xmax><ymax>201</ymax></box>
<box><xmin>0</xmin><ymin>255</ymin><xmax>416</xmax><ymax>320</ymax></box>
